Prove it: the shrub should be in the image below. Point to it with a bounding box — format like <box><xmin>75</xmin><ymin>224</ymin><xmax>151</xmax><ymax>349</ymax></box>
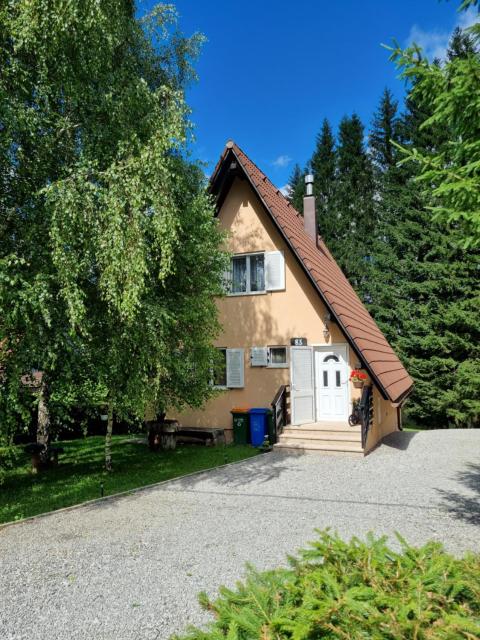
<box><xmin>174</xmin><ymin>531</ymin><xmax>480</xmax><ymax>639</ymax></box>
<box><xmin>0</xmin><ymin>445</ymin><xmax>23</xmax><ymax>485</ymax></box>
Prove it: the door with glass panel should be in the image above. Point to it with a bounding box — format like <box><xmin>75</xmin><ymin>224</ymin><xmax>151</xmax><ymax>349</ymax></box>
<box><xmin>314</xmin><ymin>346</ymin><xmax>349</xmax><ymax>421</ymax></box>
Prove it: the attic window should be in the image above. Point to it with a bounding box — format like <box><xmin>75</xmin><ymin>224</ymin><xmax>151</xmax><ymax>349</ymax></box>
<box><xmin>231</xmin><ymin>253</ymin><xmax>265</xmax><ymax>294</ymax></box>
<box><xmin>226</xmin><ymin>251</ymin><xmax>285</xmax><ymax>295</ymax></box>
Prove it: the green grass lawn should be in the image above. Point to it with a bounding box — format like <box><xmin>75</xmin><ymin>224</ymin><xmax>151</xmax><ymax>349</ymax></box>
<box><xmin>0</xmin><ymin>436</ymin><xmax>259</xmax><ymax>524</ymax></box>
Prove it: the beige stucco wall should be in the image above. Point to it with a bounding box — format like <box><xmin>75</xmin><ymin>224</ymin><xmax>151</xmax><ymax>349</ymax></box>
<box><xmin>364</xmin><ymin>386</ymin><xmax>399</xmax><ymax>454</ymax></box>
<box><xmin>175</xmin><ymin>177</ymin><xmax>368</xmax><ymax>439</ymax></box>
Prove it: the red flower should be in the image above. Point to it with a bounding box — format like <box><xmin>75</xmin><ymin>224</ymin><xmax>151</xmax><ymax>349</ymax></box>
<box><xmin>350</xmin><ymin>369</ymin><xmax>368</xmax><ymax>381</ymax></box>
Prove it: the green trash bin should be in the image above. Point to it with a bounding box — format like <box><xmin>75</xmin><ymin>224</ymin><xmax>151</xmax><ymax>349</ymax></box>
<box><xmin>231</xmin><ymin>408</ymin><xmax>250</xmax><ymax>445</ymax></box>
<box><xmin>267</xmin><ymin>409</ymin><xmax>276</xmax><ymax>445</ymax></box>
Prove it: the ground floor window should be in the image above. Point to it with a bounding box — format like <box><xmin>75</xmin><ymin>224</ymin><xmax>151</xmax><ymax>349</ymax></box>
<box><xmin>268</xmin><ymin>346</ymin><xmax>288</xmax><ymax>368</ymax></box>
<box><xmin>212</xmin><ymin>348</ymin><xmax>245</xmax><ymax>388</ymax></box>
<box><xmin>212</xmin><ymin>348</ymin><xmax>227</xmax><ymax>388</ymax></box>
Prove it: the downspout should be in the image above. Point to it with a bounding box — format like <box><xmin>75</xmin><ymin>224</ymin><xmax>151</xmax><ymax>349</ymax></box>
<box><xmin>397</xmin><ymin>405</ymin><xmax>403</xmax><ymax>431</ymax></box>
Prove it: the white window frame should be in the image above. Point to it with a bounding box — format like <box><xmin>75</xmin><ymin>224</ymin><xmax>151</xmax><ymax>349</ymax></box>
<box><xmin>228</xmin><ymin>252</ymin><xmax>266</xmax><ymax>296</ymax></box>
<box><xmin>267</xmin><ymin>345</ymin><xmax>289</xmax><ymax>368</ymax></box>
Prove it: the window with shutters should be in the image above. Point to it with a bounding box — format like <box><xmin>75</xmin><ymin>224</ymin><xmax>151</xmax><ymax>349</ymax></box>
<box><xmin>212</xmin><ymin>348</ymin><xmax>227</xmax><ymax>388</ymax></box>
<box><xmin>231</xmin><ymin>253</ymin><xmax>264</xmax><ymax>294</ymax></box>
<box><xmin>226</xmin><ymin>349</ymin><xmax>245</xmax><ymax>388</ymax></box>
<box><xmin>211</xmin><ymin>348</ymin><xmax>245</xmax><ymax>388</ymax></box>
<box><xmin>226</xmin><ymin>251</ymin><xmax>284</xmax><ymax>295</ymax></box>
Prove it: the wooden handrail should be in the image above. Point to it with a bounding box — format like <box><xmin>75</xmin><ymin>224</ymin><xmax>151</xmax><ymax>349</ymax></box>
<box><xmin>360</xmin><ymin>385</ymin><xmax>373</xmax><ymax>448</ymax></box>
<box><xmin>271</xmin><ymin>384</ymin><xmax>290</xmax><ymax>442</ymax></box>
<box><xmin>272</xmin><ymin>384</ymin><xmax>287</xmax><ymax>407</ymax></box>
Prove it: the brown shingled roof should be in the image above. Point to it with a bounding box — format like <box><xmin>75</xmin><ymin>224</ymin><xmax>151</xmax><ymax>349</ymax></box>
<box><xmin>210</xmin><ymin>141</ymin><xmax>413</xmax><ymax>404</ymax></box>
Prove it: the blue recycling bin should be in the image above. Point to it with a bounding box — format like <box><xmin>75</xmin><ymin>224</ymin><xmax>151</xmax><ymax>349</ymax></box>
<box><xmin>249</xmin><ymin>408</ymin><xmax>269</xmax><ymax>447</ymax></box>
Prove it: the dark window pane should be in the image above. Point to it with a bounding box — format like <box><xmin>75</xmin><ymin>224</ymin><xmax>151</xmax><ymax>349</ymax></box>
<box><xmin>232</xmin><ymin>257</ymin><xmax>247</xmax><ymax>293</ymax></box>
<box><xmin>250</xmin><ymin>254</ymin><xmax>265</xmax><ymax>291</ymax></box>
<box><xmin>270</xmin><ymin>347</ymin><xmax>287</xmax><ymax>365</ymax></box>
<box><xmin>213</xmin><ymin>349</ymin><xmax>227</xmax><ymax>387</ymax></box>
<box><xmin>336</xmin><ymin>371</ymin><xmax>341</xmax><ymax>387</ymax></box>
<box><xmin>323</xmin><ymin>371</ymin><xmax>328</xmax><ymax>387</ymax></box>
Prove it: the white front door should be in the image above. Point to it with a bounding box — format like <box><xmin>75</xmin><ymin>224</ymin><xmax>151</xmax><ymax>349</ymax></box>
<box><xmin>314</xmin><ymin>346</ymin><xmax>349</xmax><ymax>422</ymax></box>
<box><xmin>290</xmin><ymin>347</ymin><xmax>315</xmax><ymax>425</ymax></box>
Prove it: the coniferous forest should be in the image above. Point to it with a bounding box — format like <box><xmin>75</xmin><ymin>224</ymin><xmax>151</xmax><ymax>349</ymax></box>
<box><xmin>288</xmin><ymin>27</ymin><xmax>480</xmax><ymax>429</ymax></box>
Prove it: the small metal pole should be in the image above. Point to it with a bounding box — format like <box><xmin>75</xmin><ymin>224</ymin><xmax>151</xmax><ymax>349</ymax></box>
<box><xmin>100</xmin><ymin>482</ymin><xmax>104</xmax><ymax>498</ymax></box>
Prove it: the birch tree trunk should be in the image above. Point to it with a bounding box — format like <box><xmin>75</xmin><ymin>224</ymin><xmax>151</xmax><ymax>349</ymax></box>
<box><xmin>37</xmin><ymin>380</ymin><xmax>50</xmax><ymax>463</ymax></box>
<box><xmin>105</xmin><ymin>400</ymin><xmax>114</xmax><ymax>471</ymax></box>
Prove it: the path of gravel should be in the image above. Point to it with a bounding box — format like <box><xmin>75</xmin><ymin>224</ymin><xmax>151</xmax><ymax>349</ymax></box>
<box><xmin>1</xmin><ymin>429</ymin><xmax>479</xmax><ymax>640</ymax></box>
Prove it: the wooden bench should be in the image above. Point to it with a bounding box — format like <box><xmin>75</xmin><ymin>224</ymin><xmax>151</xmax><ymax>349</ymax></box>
<box><xmin>146</xmin><ymin>422</ymin><xmax>225</xmax><ymax>450</ymax></box>
<box><xmin>176</xmin><ymin>428</ymin><xmax>225</xmax><ymax>447</ymax></box>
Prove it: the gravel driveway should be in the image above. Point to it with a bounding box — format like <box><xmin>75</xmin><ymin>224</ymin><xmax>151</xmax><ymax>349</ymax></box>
<box><xmin>1</xmin><ymin>429</ymin><xmax>479</xmax><ymax>640</ymax></box>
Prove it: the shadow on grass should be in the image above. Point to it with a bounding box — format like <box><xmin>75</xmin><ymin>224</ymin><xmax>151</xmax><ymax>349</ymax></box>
<box><xmin>437</xmin><ymin>462</ymin><xmax>480</xmax><ymax>526</ymax></box>
<box><xmin>0</xmin><ymin>437</ymin><xmax>259</xmax><ymax>524</ymax></box>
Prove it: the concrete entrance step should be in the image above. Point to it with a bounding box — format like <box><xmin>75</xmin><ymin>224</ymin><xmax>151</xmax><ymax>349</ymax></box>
<box><xmin>291</xmin><ymin>421</ymin><xmax>361</xmax><ymax>433</ymax></box>
<box><xmin>274</xmin><ymin>440</ymin><xmax>364</xmax><ymax>456</ymax></box>
<box><xmin>280</xmin><ymin>429</ymin><xmax>361</xmax><ymax>442</ymax></box>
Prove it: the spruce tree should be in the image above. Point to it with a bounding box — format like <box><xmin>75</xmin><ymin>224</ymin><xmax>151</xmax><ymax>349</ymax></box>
<box><xmin>287</xmin><ymin>163</ymin><xmax>306</xmax><ymax>212</ymax></box>
<box><xmin>331</xmin><ymin>114</ymin><xmax>375</xmax><ymax>297</ymax></box>
<box><xmin>367</xmin><ymin>87</ymin><xmax>480</xmax><ymax>428</ymax></box>
<box><xmin>310</xmin><ymin>119</ymin><xmax>337</xmax><ymax>238</ymax></box>
<box><xmin>447</xmin><ymin>26</ymin><xmax>477</xmax><ymax>61</ymax></box>
<box><xmin>369</xmin><ymin>88</ymin><xmax>399</xmax><ymax>171</ymax></box>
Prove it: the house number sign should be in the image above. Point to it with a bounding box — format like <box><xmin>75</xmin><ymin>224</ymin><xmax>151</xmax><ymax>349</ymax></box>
<box><xmin>290</xmin><ymin>337</ymin><xmax>307</xmax><ymax>346</ymax></box>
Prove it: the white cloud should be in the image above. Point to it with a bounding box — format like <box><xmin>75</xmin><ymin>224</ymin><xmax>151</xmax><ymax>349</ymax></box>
<box><xmin>458</xmin><ymin>6</ymin><xmax>479</xmax><ymax>30</ymax></box>
<box><xmin>406</xmin><ymin>6</ymin><xmax>478</xmax><ymax>61</ymax></box>
<box><xmin>407</xmin><ymin>24</ymin><xmax>450</xmax><ymax>61</ymax></box>
<box><xmin>279</xmin><ymin>184</ymin><xmax>291</xmax><ymax>197</ymax></box>
<box><xmin>272</xmin><ymin>154</ymin><xmax>292</xmax><ymax>168</ymax></box>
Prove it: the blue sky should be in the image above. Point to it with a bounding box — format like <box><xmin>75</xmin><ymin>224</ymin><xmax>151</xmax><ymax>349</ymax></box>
<box><xmin>140</xmin><ymin>1</ymin><xmax>477</xmax><ymax>189</ymax></box>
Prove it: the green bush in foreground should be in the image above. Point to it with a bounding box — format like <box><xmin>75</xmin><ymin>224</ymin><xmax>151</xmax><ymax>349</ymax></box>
<box><xmin>176</xmin><ymin>531</ymin><xmax>480</xmax><ymax>640</ymax></box>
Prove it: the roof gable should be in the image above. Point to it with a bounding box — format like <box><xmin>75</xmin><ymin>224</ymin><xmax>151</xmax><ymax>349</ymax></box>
<box><xmin>210</xmin><ymin>141</ymin><xmax>413</xmax><ymax>404</ymax></box>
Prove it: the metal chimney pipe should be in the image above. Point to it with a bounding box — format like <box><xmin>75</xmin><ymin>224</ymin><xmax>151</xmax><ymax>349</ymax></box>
<box><xmin>305</xmin><ymin>174</ymin><xmax>314</xmax><ymax>196</ymax></box>
<box><xmin>303</xmin><ymin>174</ymin><xmax>317</xmax><ymax>244</ymax></box>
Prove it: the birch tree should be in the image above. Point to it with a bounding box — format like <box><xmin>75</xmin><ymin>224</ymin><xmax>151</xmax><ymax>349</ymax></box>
<box><xmin>0</xmin><ymin>1</ymin><xmax>226</xmax><ymax>468</ymax></box>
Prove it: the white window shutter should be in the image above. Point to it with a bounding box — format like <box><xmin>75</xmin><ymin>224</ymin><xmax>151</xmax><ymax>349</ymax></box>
<box><xmin>226</xmin><ymin>349</ymin><xmax>244</xmax><ymax>388</ymax></box>
<box><xmin>265</xmin><ymin>251</ymin><xmax>285</xmax><ymax>291</ymax></box>
<box><xmin>250</xmin><ymin>347</ymin><xmax>268</xmax><ymax>367</ymax></box>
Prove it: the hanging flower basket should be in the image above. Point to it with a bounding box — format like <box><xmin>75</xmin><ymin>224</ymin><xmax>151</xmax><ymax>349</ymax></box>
<box><xmin>350</xmin><ymin>369</ymin><xmax>368</xmax><ymax>389</ymax></box>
